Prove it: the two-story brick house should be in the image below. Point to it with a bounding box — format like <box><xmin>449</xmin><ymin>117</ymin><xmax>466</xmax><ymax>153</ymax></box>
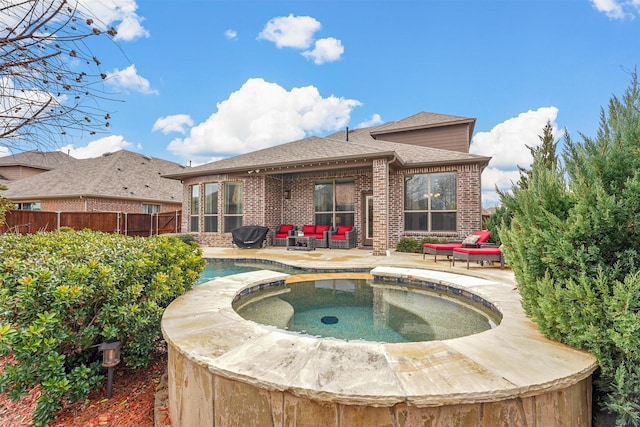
<box><xmin>164</xmin><ymin>112</ymin><xmax>491</xmax><ymax>256</ymax></box>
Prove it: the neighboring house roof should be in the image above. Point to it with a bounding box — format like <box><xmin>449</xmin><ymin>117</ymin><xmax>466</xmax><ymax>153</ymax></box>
<box><xmin>0</xmin><ymin>150</ymin><xmax>79</xmax><ymax>171</ymax></box>
<box><xmin>164</xmin><ymin>118</ymin><xmax>490</xmax><ymax>180</ymax></box>
<box><xmin>369</xmin><ymin>111</ymin><xmax>476</xmax><ymax>139</ymax></box>
<box><xmin>2</xmin><ymin>150</ymin><xmax>186</xmax><ymax>203</ymax></box>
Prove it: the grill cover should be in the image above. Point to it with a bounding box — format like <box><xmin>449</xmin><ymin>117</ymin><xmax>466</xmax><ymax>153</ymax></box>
<box><xmin>231</xmin><ymin>226</ymin><xmax>269</xmax><ymax>249</ymax></box>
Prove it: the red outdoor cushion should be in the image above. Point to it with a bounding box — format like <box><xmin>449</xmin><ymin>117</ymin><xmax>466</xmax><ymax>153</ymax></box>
<box><xmin>279</xmin><ymin>224</ymin><xmax>294</xmax><ymax>233</ymax></box>
<box><xmin>316</xmin><ymin>225</ymin><xmax>331</xmax><ymax>234</ymax></box>
<box><xmin>302</xmin><ymin>225</ymin><xmax>315</xmax><ymax>235</ymax></box>
<box><xmin>453</xmin><ymin>247</ymin><xmax>501</xmax><ymax>255</ymax></box>
<box><xmin>275</xmin><ymin>232</ymin><xmax>289</xmax><ymax>238</ymax></box>
<box><xmin>474</xmin><ymin>230</ymin><xmax>491</xmax><ymax>243</ymax></box>
<box><xmin>332</xmin><ymin>234</ymin><xmax>346</xmax><ymax>241</ymax></box>
<box><xmin>336</xmin><ymin>225</ymin><xmax>352</xmax><ymax>235</ymax></box>
<box><xmin>423</xmin><ymin>243</ymin><xmax>463</xmax><ymax>250</ymax></box>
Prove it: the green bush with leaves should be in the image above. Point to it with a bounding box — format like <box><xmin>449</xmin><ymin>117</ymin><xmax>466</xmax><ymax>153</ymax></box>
<box><xmin>499</xmin><ymin>73</ymin><xmax>640</xmax><ymax>426</ymax></box>
<box><xmin>483</xmin><ymin>205</ymin><xmax>510</xmax><ymax>246</ymax></box>
<box><xmin>395</xmin><ymin>237</ymin><xmax>420</xmax><ymax>253</ymax></box>
<box><xmin>0</xmin><ymin>230</ymin><xmax>205</xmax><ymax>426</ymax></box>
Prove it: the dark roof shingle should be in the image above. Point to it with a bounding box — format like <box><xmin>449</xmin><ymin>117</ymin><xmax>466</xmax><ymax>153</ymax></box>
<box><xmin>2</xmin><ymin>150</ymin><xmax>185</xmax><ymax>203</ymax></box>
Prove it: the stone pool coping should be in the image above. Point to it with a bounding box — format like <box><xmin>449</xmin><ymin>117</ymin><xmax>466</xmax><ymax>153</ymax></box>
<box><xmin>161</xmin><ymin>266</ymin><xmax>598</xmax><ymax>407</ymax></box>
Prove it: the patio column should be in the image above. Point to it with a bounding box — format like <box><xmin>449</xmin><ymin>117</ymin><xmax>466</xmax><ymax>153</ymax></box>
<box><xmin>372</xmin><ymin>158</ymin><xmax>389</xmax><ymax>256</ymax></box>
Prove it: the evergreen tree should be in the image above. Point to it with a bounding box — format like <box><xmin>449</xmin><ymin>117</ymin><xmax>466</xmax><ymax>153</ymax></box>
<box><xmin>499</xmin><ymin>71</ymin><xmax>640</xmax><ymax>426</ymax></box>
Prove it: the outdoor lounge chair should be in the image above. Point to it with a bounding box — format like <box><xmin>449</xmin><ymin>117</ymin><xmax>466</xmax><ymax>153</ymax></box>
<box><xmin>272</xmin><ymin>224</ymin><xmax>295</xmax><ymax>246</ymax></box>
<box><xmin>329</xmin><ymin>225</ymin><xmax>357</xmax><ymax>249</ymax></box>
<box><xmin>451</xmin><ymin>246</ymin><xmax>504</xmax><ymax>269</ymax></box>
<box><xmin>422</xmin><ymin>230</ymin><xmax>492</xmax><ymax>262</ymax></box>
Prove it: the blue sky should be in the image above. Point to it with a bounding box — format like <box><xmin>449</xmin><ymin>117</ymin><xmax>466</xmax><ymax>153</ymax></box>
<box><xmin>2</xmin><ymin>0</ymin><xmax>639</xmax><ymax>206</ymax></box>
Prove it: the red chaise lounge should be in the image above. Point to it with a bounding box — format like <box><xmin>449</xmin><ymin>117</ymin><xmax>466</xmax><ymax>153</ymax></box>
<box><xmin>422</xmin><ymin>230</ymin><xmax>492</xmax><ymax>262</ymax></box>
<box><xmin>452</xmin><ymin>246</ymin><xmax>504</xmax><ymax>269</ymax></box>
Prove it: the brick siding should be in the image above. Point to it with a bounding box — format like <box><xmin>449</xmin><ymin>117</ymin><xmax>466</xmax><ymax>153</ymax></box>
<box><xmin>181</xmin><ymin>162</ymin><xmax>484</xmax><ymax>254</ymax></box>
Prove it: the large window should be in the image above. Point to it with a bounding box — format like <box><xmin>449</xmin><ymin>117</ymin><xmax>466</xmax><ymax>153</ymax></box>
<box><xmin>404</xmin><ymin>172</ymin><xmax>456</xmax><ymax>231</ymax></box>
<box><xmin>314</xmin><ymin>179</ymin><xmax>355</xmax><ymax>226</ymax></box>
<box><xmin>204</xmin><ymin>183</ymin><xmax>219</xmax><ymax>232</ymax></box>
<box><xmin>190</xmin><ymin>184</ymin><xmax>199</xmax><ymax>232</ymax></box>
<box><xmin>224</xmin><ymin>182</ymin><xmax>243</xmax><ymax>232</ymax></box>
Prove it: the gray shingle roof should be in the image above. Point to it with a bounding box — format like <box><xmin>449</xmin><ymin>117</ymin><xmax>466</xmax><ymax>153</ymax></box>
<box><xmin>0</xmin><ymin>150</ymin><xmax>78</xmax><ymax>170</ymax></box>
<box><xmin>369</xmin><ymin>111</ymin><xmax>475</xmax><ymax>136</ymax></box>
<box><xmin>2</xmin><ymin>150</ymin><xmax>185</xmax><ymax>203</ymax></box>
<box><xmin>165</xmin><ymin>115</ymin><xmax>489</xmax><ymax>180</ymax></box>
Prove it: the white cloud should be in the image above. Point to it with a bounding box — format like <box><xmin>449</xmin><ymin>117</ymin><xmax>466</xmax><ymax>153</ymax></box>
<box><xmin>106</xmin><ymin>64</ymin><xmax>158</xmax><ymax>95</ymax></box>
<box><xmin>358</xmin><ymin>114</ymin><xmax>383</xmax><ymax>128</ymax></box>
<box><xmin>153</xmin><ymin>114</ymin><xmax>194</xmax><ymax>135</ymax></box>
<box><xmin>302</xmin><ymin>37</ymin><xmax>344</xmax><ymax>64</ymax></box>
<box><xmin>0</xmin><ymin>146</ymin><xmax>9</xmax><ymax>157</ymax></box>
<box><xmin>590</xmin><ymin>0</ymin><xmax>639</xmax><ymax>19</ymax></box>
<box><xmin>79</xmin><ymin>0</ymin><xmax>149</xmax><ymax>41</ymax></box>
<box><xmin>258</xmin><ymin>14</ymin><xmax>321</xmax><ymax>49</ymax></box>
<box><xmin>167</xmin><ymin>78</ymin><xmax>362</xmax><ymax>163</ymax></box>
<box><xmin>58</xmin><ymin>135</ymin><xmax>133</xmax><ymax>159</ymax></box>
<box><xmin>470</xmin><ymin>107</ymin><xmax>560</xmax><ymax>206</ymax></box>
<box><xmin>225</xmin><ymin>29</ymin><xmax>238</xmax><ymax>40</ymax></box>
<box><xmin>258</xmin><ymin>15</ymin><xmax>344</xmax><ymax>64</ymax></box>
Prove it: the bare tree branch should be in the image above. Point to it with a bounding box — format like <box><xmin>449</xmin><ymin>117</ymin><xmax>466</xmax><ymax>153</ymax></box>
<box><xmin>0</xmin><ymin>0</ymin><xmax>120</xmax><ymax>152</ymax></box>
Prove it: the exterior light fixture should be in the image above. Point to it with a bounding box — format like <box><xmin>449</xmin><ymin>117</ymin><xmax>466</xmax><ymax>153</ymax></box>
<box><xmin>99</xmin><ymin>341</ymin><xmax>122</xmax><ymax>398</ymax></box>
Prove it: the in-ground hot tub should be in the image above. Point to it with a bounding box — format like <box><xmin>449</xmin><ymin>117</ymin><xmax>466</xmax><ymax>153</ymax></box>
<box><xmin>161</xmin><ymin>267</ymin><xmax>597</xmax><ymax>427</ymax></box>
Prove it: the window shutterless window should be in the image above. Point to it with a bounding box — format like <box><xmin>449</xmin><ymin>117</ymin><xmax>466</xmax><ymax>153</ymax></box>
<box><xmin>190</xmin><ymin>184</ymin><xmax>199</xmax><ymax>232</ymax></box>
<box><xmin>314</xmin><ymin>179</ymin><xmax>354</xmax><ymax>226</ymax></box>
<box><xmin>404</xmin><ymin>173</ymin><xmax>457</xmax><ymax>232</ymax></box>
<box><xmin>224</xmin><ymin>182</ymin><xmax>243</xmax><ymax>232</ymax></box>
<box><xmin>204</xmin><ymin>183</ymin><xmax>219</xmax><ymax>232</ymax></box>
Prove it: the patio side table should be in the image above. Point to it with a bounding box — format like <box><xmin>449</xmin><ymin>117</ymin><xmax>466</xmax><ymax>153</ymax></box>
<box><xmin>286</xmin><ymin>235</ymin><xmax>316</xmax><ymax>251</ymax></box>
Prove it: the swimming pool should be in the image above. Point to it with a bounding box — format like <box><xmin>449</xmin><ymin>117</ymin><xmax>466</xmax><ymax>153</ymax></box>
<box><xmin>234</xmin><ymin>278</ymin><xmax>498</xmax><ymax>343</ymax></box>
<box><xmin>196</xmin><ymin>259</ymin><xmax>303</xmax><ymax>284</ymax></box>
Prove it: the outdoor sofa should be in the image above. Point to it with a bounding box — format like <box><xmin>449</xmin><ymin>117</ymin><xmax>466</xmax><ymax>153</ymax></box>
<box><xmin>302</xmin><ymin>224</ymin><xmax>332</xmax><ymax>248</ymax></box>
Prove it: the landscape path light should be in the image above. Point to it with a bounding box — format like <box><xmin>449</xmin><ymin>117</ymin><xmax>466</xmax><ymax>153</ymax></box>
<box><xmin>99</xmin><ymin>340</ymin><xmax>122</xmax><ymax>398</ymax></box>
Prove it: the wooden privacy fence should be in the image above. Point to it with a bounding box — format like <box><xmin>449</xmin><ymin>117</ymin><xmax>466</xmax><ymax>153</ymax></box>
<box><xmin>1</xmin><ymin>210</ymin><xmax>182</xmax><ymax>236</ymax></box>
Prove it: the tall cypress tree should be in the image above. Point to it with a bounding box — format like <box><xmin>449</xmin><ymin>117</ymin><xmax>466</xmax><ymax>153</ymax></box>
<box><xmin>500</xmin><ymin>71</ymin><xmax>640</xmax><ymax>426</ymax></box>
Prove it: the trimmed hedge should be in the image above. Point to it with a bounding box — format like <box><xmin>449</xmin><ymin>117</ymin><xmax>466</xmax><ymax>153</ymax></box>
<box><xmin>0</xmin><ymin>230</ymin><xmax>206</xmax><ymax>426</ymax></box>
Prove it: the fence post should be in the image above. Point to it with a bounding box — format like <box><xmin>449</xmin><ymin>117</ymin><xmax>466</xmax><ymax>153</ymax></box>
<box><xmin>124</xmin><ymin>213</ymin><xmax>128</xmax><ymax>235</ymax></box>
<box><xmin>175</xmin><ymin>210</ymin><xmax>179</xmax><ymax>233</ymax></box>
<box><xmin>149</xmin><ymin>213</ymin><xmax>153</xmax><ymax>237</ymax></box>
<box><xmin>116</xmin><ymin>212</ymin><xmax>121</xmax><ymax>234</ymax></box>
<box><xmin>57</xmin><ymin>211</ymin><xmax>61</xmax><ymax>231</ymax></box>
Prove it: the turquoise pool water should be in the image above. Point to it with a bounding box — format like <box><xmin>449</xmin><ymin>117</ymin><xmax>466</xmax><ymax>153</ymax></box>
<box><xmin>235</xmin><ymin>278</ymin><xmax>497</xmax><ymax>343</ymax></box>
<box><xmin>196</xmin><ymin>260</ymin><xmax>301</xmax><ymax>285</ymax></box>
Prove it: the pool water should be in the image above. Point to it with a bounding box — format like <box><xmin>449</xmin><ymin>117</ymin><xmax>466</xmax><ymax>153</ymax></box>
<box><xmin>196</xmin><ymin>260</ymin><xmax>301</xmax><ymax>285</ymax></box>
<box><xmin>235</xmin><ymin>278</ymin><xmax>497</xmax><ymax>343</ymax></box>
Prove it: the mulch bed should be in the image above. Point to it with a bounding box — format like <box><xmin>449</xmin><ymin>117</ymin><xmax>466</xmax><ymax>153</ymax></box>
<box><xmin>0</xmin><ymin>352</ymin><xmax>168</xmax><ymax>427</ymax></box>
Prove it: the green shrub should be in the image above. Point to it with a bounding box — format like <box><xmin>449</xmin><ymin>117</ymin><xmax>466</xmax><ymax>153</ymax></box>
<box><xmin>0</xmin><ymin>230</ymin><xmax>206</xmax><ymax>426</ymax></box>
<box><xmin>484</xmin><ymin>205</ymin><xmax>510</xmax><ymax>245</ymax></box>
<box><xmin>396</xmin><ymin>237</ymin><xmax>419</xmax><ymax>253</ymax></box>
<box><xmin>500</xmin><ymin>73</ymin><xmax>640</xmax><ymax>426</ymax></box>
<box><xmin>161</xmin><ymin>233</ymin><xmax>196</xmax><ymax>244</ymax></box>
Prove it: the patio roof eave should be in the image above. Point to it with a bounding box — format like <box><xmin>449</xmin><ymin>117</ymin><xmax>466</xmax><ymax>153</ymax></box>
<box><xmin>162</xmin><ymin>151</ymin><xmax>400</xmax><ymax>180</ymax></box>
